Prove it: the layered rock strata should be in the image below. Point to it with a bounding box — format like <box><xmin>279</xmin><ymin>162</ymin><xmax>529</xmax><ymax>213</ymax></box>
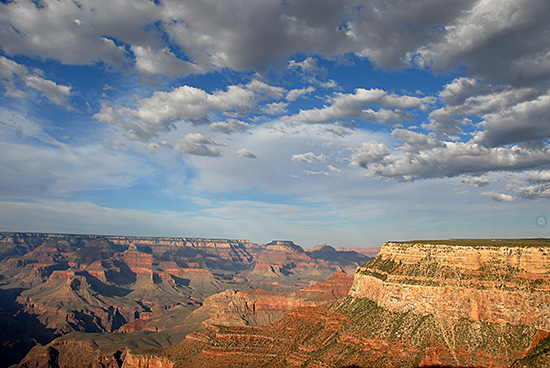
<box><xmin>350</xmin><ymin>240</ymin><xmax>550</xmax><ymax>331</ymax></box>
<box><xmin>192</xmin><ymin>271</ymin><xmax>353</xmax><ymax>327</ymax></box>
<box><xmin>169</xmin><ymin>239</ymin><xmax>550</xmax><ymax>368</ymax></box>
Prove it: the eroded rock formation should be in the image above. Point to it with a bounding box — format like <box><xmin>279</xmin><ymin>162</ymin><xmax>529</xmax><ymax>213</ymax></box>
<box><xmin>0</xmin><ymin>232</ymin><xmax>371</xmax><ymax>367</ymax></box>
<box><xmin>170</xmin><ymin>239</ymin><xmax>550</xmax><ymax>368</ymax></box>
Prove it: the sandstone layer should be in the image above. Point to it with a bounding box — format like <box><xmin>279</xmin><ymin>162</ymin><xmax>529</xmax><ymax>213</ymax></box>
<box><xmin>350</xmin><ymin>240</ymin><xmax>550</xmax><ymax>331</ymax></box>
<box><xmin>191</xmin><ymin>271</ymin><xmax>353</xmax><ymax>327</ymax></box>
<box><xmin>168</xmin><ymin>239</ymin><xmax>550</xmax><ymax>368</ymax></box>
<box><xmin>0</xmin><ymin>232</ymin><xmax>371</xmax><ymax>367</ymax></box>
<box><xmin>16</xmin><ymin>272</ymin><xmax>353</xmax><ymax>368</ymax></box>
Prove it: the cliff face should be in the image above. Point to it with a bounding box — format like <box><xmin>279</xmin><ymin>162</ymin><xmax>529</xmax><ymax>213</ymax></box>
<box><xmin>170</xmin><ymin>239</ymin><xmax>550</xmax><ymax>368</ymax></box>
<box><xmin>377</xmin><ymin>240</ymin><xmax>550</xmax><ymax>273</ymax></box>
<box><xmin>17</xmin><ymin>341</ymin><xmax>174</xmax><ymax>368</ymax></box>
<box><xmin>193</xmin><ymin>271</ymin><xmax>353</xmax><ymax>327</ymax></box>
<box><xmin>0</xmin><ymin>232</ymin><xmax>372</xmax><ymax>367</ymax></box>
<box><xmin>350</xmin><ymin>240</ymin><xmax>550</xmax><ymax>331</ymax></box>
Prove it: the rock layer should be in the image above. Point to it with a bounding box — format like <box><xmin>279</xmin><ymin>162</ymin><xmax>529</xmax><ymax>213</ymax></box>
<box><xmin>169</xmin><ymin>239</ymin><xmax>550</xmax><ymax>368</ymax></box>
<box><xmin>350</xmin><ymin>240</ymin><xmax>550</xmax><ymax>331</ymax></box>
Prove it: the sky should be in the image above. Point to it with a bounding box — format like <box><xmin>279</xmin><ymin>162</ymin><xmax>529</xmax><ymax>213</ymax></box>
<box><xmin>1</xmin><ymin>0</ymin><xmax>550</xmax><ymax>248</ymax></box>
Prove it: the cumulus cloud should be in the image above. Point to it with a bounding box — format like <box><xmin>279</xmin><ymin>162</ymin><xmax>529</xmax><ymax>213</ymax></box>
<box><xmin>0</xmin><ymin>56</ymin><xmax>72</xmax><ymax>107</ymax></box>
<box><xmin>1</xmin><ymin>0</ymin><xmax>549</xmax><ymax>90</ymax></box>
<box><xmin>349</xmin><ymin>131</ymin><xmax>550</xmax><ymax>181</ymax></box>
<box><xmin>286</xmin><ymin>86</ymin><xmax>315</xmax><ymax>101</ymax></box>
<box><xmin>348</xmin><ymin>141</ymin><xmax>392</xmax><ymax>169</ymax></box>
<box><xmin>478</xmin><ymin>91</ymin><xmax>550</xmax><ymax>147</ymax></box>
<box><xmin>235</xmin><ymin>148</ymin><xmax>257</xmax><ymax>159</ymax></box>
<box><xmin>425</xmin><ymin>77</ymin><xmax>543</xmax><ymax>141</ymax></box>
<box><xmin>409</xmin><ymin>0</ymin><xmax>550</xmax><ymax>86</ymax></box>
<box><xmin>481</xmin><ymin>191</ymin><xmax>515</xmax><ymax>203</ymax></box>
<box><xmin>209</xmin><ymin>119</ymin><xmax>252</xmax><ymax>134</ymax></box>
<box><xmin>291</xmin><ymin>152</ymin><xmax>327</xmax><ymax>164</ymax></box>
<box><xmin>261</xmin><ymin>102</ymin><xmax>288</xmax><ymax>115</ymax></box>
<box><xmin>461</xmin><ymin>176</ymin><xmax>492</xmax><ymax>188</ymax></box>
<box><xmin>289</xmin><ymin>57</ymin><xmax>319</xmax><ymax>71</ymax></box>
<box><xmin>132</xmin><ymin>45</ymin><xmax>204</xmax><ymax>78</ymax></box>
<box><xmin>504</xmin><ymin>171</ymin><xmax>550</xmax><ymax>200</ymax></box>
<box><xmin>94</xmin><ymin>81</ymin><xmax>284</xmax><ymax>140</ymax></box>
<box><xmin>288</xmin><ymin>88</ymin><xmax>434</xmax><ymax>125</ymax></box>
<box><xmin>173</xmin><ymin>133</ymin><xmax>228</xmax><ymax>157</ymax></box>
<box><xmin>0</xmin><ymin>0</ymin><xmax>140</xmax><ymax>66</ymax></box>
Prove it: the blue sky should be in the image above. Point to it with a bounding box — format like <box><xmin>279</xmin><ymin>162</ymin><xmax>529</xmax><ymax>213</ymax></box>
<box><xmin>1</xmin><ymin>0</ymin><xmax>550</xmax><ymax>248</ymax></box>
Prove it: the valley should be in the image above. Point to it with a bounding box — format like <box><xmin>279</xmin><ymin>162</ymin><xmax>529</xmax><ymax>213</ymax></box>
<box><xmin>3</xmin><ymin>234</ymin><xmax>550</xmax><ymax>367</ymax></box>
<box><xmin>0</xmin><ymin>232</ymin><xmax>370</xmax><ymax>367</ymax></box>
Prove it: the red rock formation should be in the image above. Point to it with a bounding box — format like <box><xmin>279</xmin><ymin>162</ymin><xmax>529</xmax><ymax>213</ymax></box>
<box><xmin>194</xmin><ymin>271</ymin><xmax>353</xmax><ymax>327</ymax></box>
<box><xmin>0</xmin><ymin>232</ymin><xmax>372</xmax><ymax>366</ymax></box>
<box><xmin>351</xmin><ymin>241</ymin><xmax>550</xmax><ymax>331</ymax></box>
<box><xmin>17</xmin><ymin>341</ymin><xmax>174</xmax><ymax>368</ymax></box>
<box><xmin>167</xmin><ymin>240</ymin><xmax>550</xmax><ymax>368</ymax></box>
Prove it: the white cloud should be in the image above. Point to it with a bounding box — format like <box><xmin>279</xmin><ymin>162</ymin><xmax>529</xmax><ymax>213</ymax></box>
<box><xmin>288</xmin><ymin>88</ymin><xmax>434</xmax><ymax>125</ymax></box>
<box><xmin>209</xmin><ymin>119</ymin><xmax>252</xmax><ymax>134</ymax></box>
<box><xmin>1</xmin><ymin>0</ymin><xmax>549</xmax><ymax>92</ymax></box>
<box><xmin>94</xmin><ymin>81</ymin><xmax>283</xmax><ymax>140</ymax></box>
<box><xmin>479</xmin><ymin>91</ymin><xmax>550</xmax><ymax>146</ymax></box>
<box><xmin>304</xmin><ymin>170</ymin><xmax>329</xmax><ymax>176</ymax></box>
<box><xmin>408</xmin><ymin>0</ymin><xmax>550</xmax><ymax>86</ymax></box>
<box><xmin>132</xmin><ymin>45</ymin><xmax>204</xmax><ymax>77</ymax></box>
<box><xmin>261</xmin><ymin>102</ymin><xmax>288</xmax><ymax>115</ymax></box>
<box><xmin>0</xmin><ymin>0</ymin><xmax>139</xmax><ymax>66</ymax></box>
<box><xmin>234</xmin><ymin>148</ymin><xmax>257</xmax><ymax>159</ymax></box>
<box><xmin>526</xmin><ymin>171</ymin><xmax>550</xmax><ymax>182</ymax></box>
<box><xmin>461</xmin><ymin>176</ymin><xmax>492</xmax><ymax>188</ymax></box>
<box><xmin>481</xmin><ymin>191</ymin><xmax>515</xmax><ymax>203</ymax></box>
<box><xmin>328</xmin><ymin>165</ymin><xmax>341</xmax><ymax>173</ymax></box>
<box><xmin>289</xmin><ymin>57</ymin><xmax>319</xmax><ymax>71</ymax></box>
<box><xmin>348</xmin><ymin>141</ymin><xmax>392</xmax><ymax>168</ymax></box>
<box><xmin>425</xmin><ymin>77</ymin><xmax>542</xmax><ymax>140</ymax></box>
<box><xmin>504</xmin><ymin>171</ymin><xmax>550</xmax><ymax>200</ymax></box>
<box><xmin>286</xmin><ymin>86</ymin><xmax>315</xmax><ymax>101</ymax></box>
<box><xmin>0</xmin><ymin>56</ymin><xmax>72</xmax><ymax>107</ymax></box>
<box><xmin>349</xmin><ymin>131</ymin><xmax>550</xmax><ymax>181</ymax></box>
<box><xmin>292</xmin><ymin>152</ymin><xmax>327</xmax><ymax>164</ymax></box>
<box><xmin>173</xmin><ymin>133</ymin><xmax>228</xmax><ymax>157</ymax></box>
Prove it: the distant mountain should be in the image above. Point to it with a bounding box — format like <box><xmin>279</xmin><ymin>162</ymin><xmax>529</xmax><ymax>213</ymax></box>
<box><xmin>0</xmin><ymin>232</ymin><xmax>372</xmax><ymax>367</ymax></box>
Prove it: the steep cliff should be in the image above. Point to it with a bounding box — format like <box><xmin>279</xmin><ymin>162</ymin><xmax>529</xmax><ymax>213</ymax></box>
<box><xmin>170</xmin><ymin>239</ymin><xmax>550</xmax><ymax>368</ymax></box>
<box><xmin>1</xmin><ymin>232</ymin><xmax>371</xmax><ymax>367</ymax></box>
<box><xmin>190</xmin><ymin>271</ymin><xmax>353</xmax><ymax>327</ymax></box>
<box><xmin>350</xmin><ymin>240</ymin><xmax>550</xmax><ymax>330</ymax></box>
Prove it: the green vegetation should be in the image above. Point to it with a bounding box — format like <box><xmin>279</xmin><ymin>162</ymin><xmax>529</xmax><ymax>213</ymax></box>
<box><xmin>358</xmin><ymin>252</ymin><xmax>550</xmax><ymax>291</ymax></box>
<box><xmin>511</xmin><ymin>333</ymin><xmax>550</xmax><ymax>367</ymax></box>
<box><xmin>328</xmin><ymin>296</ymin><xmax>539</xmax><ymax>366</ymax></box>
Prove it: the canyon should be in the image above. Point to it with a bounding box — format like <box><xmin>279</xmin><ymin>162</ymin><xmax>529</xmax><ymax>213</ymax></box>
<box><xmin>167</xmin><ymin>239</ymin><xmax>550</xmax><ymax>368</ymax></box>
<box><xmin>5</xmin><ymin>235</ymin><xmax>550</xmax><ymax>367</ymax></box>
<box><xmin>0</xmin><ymin>232</ymin><xmax>370</xmax><ymax>367</ymax></box>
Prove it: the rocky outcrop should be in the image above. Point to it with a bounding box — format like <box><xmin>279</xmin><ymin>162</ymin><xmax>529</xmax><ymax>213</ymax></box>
<box><xmin>17</xmin><ymin>340</ymin><xmax>174</xmax><ymax>368</ymax></box>
<box><xmin>0</xmin><ymin>232</ymin><xmax>371</xmax><ymax>367</ymax></box>
<box><xmin>193</xmin><ymin>271</ymin><xmax>353</xmax><ymax>327</ymax></box>
<box><xmin>350</xmin><ymin>240</ymin><xmax>550</xmax><ymax>331</ymax></box>
<box><xmin>377</xmin><ymin>240</ymin><xmax>550</xmax><ymax>273</ymax></box>
<box><xmin>167</xmin><ymin>239</ymin><xmax>550</xmax><ymax>368</ymax></box>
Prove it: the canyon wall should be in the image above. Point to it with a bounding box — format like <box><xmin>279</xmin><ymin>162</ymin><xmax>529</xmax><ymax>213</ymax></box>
<box><xmin>349</xmin><ymin>240</ymin><xmax>550</xmax><ymax>331</ymax></box>
<box><xmin>170</xmin><ymin>239</ymin><xmax>550</xmax><ymax>368</ymax></box>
